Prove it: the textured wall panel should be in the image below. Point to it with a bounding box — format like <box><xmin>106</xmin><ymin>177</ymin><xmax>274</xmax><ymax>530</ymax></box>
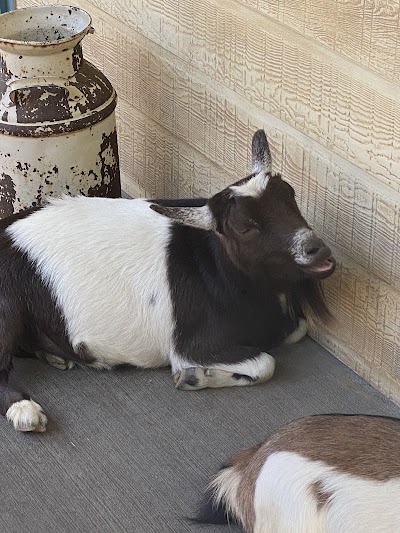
<box><xmin>240</xmin><ymin>0</ymin><xmax>400</xmax><ymax>84</ymax></box>
<box><xmin>115</xmin><ymin>100</ymin><xmax>235</xmax><ymax>200</ymax></box>
<box><xmin>18</xmin><ymin>0</ymin><xmax>400</xmax><ymax>191</ymax></box>
<box><xmin>17</xmin><ymin>0</ymin><xmax>400</xmax><ymax>404</ymax></box>
<box><xmin>73</xmin><ymin>0</ymin><xmax>400</xmax><ymax>194</ymax></box>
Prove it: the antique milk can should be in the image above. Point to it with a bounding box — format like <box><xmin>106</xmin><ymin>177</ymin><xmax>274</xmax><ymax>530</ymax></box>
<box><xmin>0</xmin><ymin>5</ymin><xmax>121</xmax><ymax>218</ymax></box>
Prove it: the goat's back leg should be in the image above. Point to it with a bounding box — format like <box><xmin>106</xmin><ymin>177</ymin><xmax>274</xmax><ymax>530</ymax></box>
<box><xmin>0</xmin><ymin>312</ymin><xmax>47</xmax><ymax>432</ymax></box>
<box><xmin>35</xmin><ymin>352</ymin><xmax>75</xmax><ymax>370</ymax></box>
<box><xmin>172</xmin><ymin>348</ymin><xmax>275</xmax><ymax>391</ymax></box>
<box><xmin>35</xmin><ymin>332</ymin><xmax>88</xmax><ymax>371</ymax></box>
<box><xmin>15</xmin><ymin>345</ymin><xmax>75</xmax><ymax>371</ymax></box>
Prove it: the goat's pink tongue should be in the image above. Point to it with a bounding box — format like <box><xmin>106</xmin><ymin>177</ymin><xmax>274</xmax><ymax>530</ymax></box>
<box><xmin>307</xmin><ymin>259</ymin><xmax>334</xmax><ymax>272</ymax></box>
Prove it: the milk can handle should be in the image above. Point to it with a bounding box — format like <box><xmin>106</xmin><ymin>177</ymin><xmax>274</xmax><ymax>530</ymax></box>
<box><xmin>3</xmin><ymin>77</ymin><xmax>84</xmax><ymax>108</ymax></box>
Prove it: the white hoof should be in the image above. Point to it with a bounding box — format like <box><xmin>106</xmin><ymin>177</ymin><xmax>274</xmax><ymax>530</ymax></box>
<box><xmin>46</xmin><ymin>353</ymin><xmax>75</xmax><ymax>370</ymax></box>
<box><xmin>6</xmin><ymin>399</ymin><xmax>47</xmax><ymax>432</ymax></box>
<box><xmin>37</xmin><ymin>351</ymin><xmax>75</xmax><ymax>370</ymax></box>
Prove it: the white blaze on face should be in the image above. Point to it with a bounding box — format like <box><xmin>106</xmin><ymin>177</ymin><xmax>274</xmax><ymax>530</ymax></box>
<box><xmin>230</xmin><ymin>172</ymin><xmax>269</xmax><ymax>198</ymax></box>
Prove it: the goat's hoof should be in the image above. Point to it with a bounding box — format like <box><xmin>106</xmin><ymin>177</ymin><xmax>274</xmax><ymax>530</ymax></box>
<box><xmin>174</xmin><ymin>367</ymin><xmax>208</xmax><ymax>391</ymax></box>
<box><xmin>6</xmin><ymin>400</ymin><xmax>47</xmax><ymax>432</ymax></box>
<box><xmin>40</xmin><ymin>352</ymin><xmax>75</xmax><ymax>370</ymax></box>
<box><xmin>174</xmin><ymin>360</ymin><xmax>274</xmax><ymax>389</ymax></box>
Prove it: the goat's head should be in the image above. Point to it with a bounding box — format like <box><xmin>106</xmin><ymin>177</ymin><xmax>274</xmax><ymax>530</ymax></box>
<box><xmin>151</xmin><ymin>130</ymin><xmax>335</xmax><ymax>283</ymax></box>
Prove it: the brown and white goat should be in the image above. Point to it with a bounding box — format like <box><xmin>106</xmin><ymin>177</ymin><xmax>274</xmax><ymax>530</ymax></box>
<box><xmin>198</xmin><ymin>414</ymin><xmax>400</xmax><ymax>533</ymax></box>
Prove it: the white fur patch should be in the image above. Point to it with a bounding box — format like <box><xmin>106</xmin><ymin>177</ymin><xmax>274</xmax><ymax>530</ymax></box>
<box><xmin>211</xmin><ymin>352</ymin><xmax>275</xmax><ymax>382</ymax></box>
<box><xmin>253</xmin><ymin>452</ymin><xmax>400</xmax><ymax>533</ymax></box>
<box><xmin>278</xmin><ymin>293</ymin><xmax>288</xmax><ymax>313</ymax></box>
<box><xmin>6</xmin><ymin>400</ymin><xmax>47</xmax><ymax>432</ymax></box>
<box><xmin>291</xmin><ymin>228</ymin><xmax>314</xmax><ymax>265</ymax></box>
<box><xmin>230</xmin><ymin>172</ymin><xmax>269</xmax><ymax>198</ymax></box>
<box><xmin>7</xmin><ymin>197</ymin><xmax>174</xmax><ymax>368</ymax></box>
<box><xmin>284</xmin><ymin>318</ymin><xmax>307</xmax><ymax>344</ymax></box>
<box><xmin>170</xmin><ymin>351</ymin><xmax>275</xmax><ymax>382</ymax></box>
<box><xmin>210</xmin><ymin>466</ymin><xmax>242</xmax><ymax>524</ymax></box>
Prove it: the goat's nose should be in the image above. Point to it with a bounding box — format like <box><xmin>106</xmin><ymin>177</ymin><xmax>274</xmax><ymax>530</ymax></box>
<box><xmin>303</xmin><ymin>237</ymin><xmax>326</xmax><ymax>257</ymax></box>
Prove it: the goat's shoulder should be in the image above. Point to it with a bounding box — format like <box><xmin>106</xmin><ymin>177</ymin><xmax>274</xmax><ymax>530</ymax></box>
<box><xmin>167</xmin><ymin>222</ymin><xmax>247</xmax><ymax>299</ymax></box>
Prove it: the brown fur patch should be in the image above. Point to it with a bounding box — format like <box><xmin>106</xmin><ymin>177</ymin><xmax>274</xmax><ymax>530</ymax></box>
<box><xmin>229</xmin><ymin>443</ymin><xmax>263</xmax><ymax>530</ymax></box>
<box><xmin>232</xmin><ymin>415</ymin><xmax>400</xmax><ymax>531</ymax></box>
<box><xmin>309</xmin><ymin>480</ymin><xmax>333</xmax><ymax>510</ymax></box>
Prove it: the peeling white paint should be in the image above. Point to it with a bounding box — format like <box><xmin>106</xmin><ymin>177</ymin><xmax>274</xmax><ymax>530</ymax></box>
<box><xmin>1</xmin><ymin>114</ymin><xmax>118</xmax><ymax>213</ymax></box>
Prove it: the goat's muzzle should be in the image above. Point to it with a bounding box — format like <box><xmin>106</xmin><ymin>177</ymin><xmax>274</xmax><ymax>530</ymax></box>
<box><xmin>292</xmin><ymin>231</ymin><xmax>336</xmax><ymax>279</ymax></box>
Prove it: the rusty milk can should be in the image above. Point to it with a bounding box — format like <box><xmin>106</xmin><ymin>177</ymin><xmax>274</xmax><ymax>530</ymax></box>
<box><xmin>0</xmin><ymin>5</ymin><xmax>121</xmax><ymax>218</ymax></box>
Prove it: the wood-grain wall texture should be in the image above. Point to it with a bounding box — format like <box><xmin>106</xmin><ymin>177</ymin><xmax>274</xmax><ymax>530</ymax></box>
<box><xmin>17</xmin><ymin>0</ymin><xmax>400</xmax><ymax>404</ymax></box>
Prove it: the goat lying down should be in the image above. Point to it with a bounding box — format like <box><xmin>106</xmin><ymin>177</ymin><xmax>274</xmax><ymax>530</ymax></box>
<box><xmin>0</xmin><ymin>130</ymin><xmax>335</xmax><ymax>432</ymax></box>
<box><xmin>198</xmin><ymin>414</ymin><xmax>400</xmax><ymax>533</ymax></box>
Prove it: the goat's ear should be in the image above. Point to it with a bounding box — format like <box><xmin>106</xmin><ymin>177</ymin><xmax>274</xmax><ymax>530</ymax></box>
<box><xmin>252</xmin><ymin>129</ymin><xmax>272</xmax><ymax>173</ymax></box>
<box><xmin>150</xmin><ymin>204</ymin><xmax>217</xmax><ymax>231</ymax></box>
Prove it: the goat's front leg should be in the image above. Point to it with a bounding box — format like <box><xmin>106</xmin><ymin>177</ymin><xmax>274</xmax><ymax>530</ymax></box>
<box><xmin>0</xmin><ymin>316</ymin><xmax>47</xmax><ymax>432</ymax></box>
<box><xmin>0</xmin><ymin>363</ymin><xmax>47</xmax><ymax>432</ymax></box>
<box><xmin>171</xmin><ymin>348</ymin><xmax>275</xmax><ymax>391</ymax></box>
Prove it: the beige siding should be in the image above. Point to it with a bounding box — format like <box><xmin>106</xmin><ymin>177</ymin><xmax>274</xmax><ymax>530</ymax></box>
<box><xmin>240</xmin><ymin>0</ymin><xmax>400</xmax><ymax>84</ymax></box>
<box><xmin>17</xmin><ymin>0</ymin><xmax>400</xmax><ymax>404</ymax></box>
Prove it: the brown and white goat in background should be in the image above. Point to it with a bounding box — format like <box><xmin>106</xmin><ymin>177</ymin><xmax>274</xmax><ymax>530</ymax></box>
<box><xmin>198</xmin><ymin>414</ymin><xmax>400</xmax><ymax>533</ymax></box>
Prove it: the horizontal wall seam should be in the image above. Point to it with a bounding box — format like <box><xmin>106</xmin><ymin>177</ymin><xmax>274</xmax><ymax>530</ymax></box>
<box><xmin>229</xmin><ymin>0</ymin><xmax>400</xmax><ymax>95</ymax></box>
<box><xmin>17</xmin><ymin>0</ymin><xmax>400</xmax><ymax>192</ymax></box>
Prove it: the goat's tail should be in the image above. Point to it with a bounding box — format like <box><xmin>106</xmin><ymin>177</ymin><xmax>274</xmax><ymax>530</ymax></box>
<box><xmin>195</xmin><ymin>463</ymin><xmax>241</xmax><ymax>526</ymax></box>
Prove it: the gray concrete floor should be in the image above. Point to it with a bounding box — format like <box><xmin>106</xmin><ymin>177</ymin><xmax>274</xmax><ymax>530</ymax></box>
<box><xmin>1</xmin><ymin>337</ymin><xmax>399</xmax><ymax>533</ymax></box>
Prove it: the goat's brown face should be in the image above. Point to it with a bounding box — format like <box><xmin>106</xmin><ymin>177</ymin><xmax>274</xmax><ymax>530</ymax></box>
<box><xmin>151</xmin><ymin>129</ymin><xmax>335</xmax><ymax>283</ymax></box>
<box><xmin>208</xmin><ymin>172</ymin><xmax>335</xmax><ymax>282</ymax></box>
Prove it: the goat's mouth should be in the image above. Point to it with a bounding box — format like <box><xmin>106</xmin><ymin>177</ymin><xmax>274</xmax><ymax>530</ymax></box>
<box><xmin>302</xmin><ymin>256</ymin><xmax>336</xmax><ymax>277</ymax></box>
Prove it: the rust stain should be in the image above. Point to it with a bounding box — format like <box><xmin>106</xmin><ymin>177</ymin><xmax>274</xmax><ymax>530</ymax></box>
<box><xmin>0</xmin><ymin>100</ymin><xmax>116</xmax><ymax>137</ymax></box>
<box><xmin>0</xmin><ymin>54</ymin><xmax>12</xmax><ymax>98</ymax></box>
<box><xmin>88</xmin><ymin>129</ymin><xmax>121</xmax><ymax>198</ymax></box>
<box><xmin>15</xmin><ymin>85</ymin><xmax>72</xmax><ymax>124</ymax></box>
<box><xmin>16</xmin><ymin>161</ymin><xmax>30</xmax><ymax>172</ymax></box>
<box><xmin>70</xmin><ymin>59</ymin><xmax>113</xmax><ymax>114</ymax></box>
<box><xmin>1</xmin><ymin>46</ymin><xmax>116</xmax><ymax>136</ymax></box>
<box><xmin>35</xmin><ymin>183</ymin><xmax>44</xmax><ymax>206</ymax></box>
<box><xmin>0</xmin><ymin>172</ymin><xmax>16</xmax><ymax>218</ymax></box>
<box><xmin>71</xmin><ymin>44</ymin><xmax>83</xmax><ymax>72</ymax></box>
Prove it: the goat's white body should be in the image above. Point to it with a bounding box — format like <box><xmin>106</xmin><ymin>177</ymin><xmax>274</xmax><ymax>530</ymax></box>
<box><xmin>7</xmin><ymin>196</ymin><xmax>174</xmax><ymax>368</ymax></box>
<box><xmin>253</xmin><ymin>451</ymin><xmax>400</xmax><ymax>533</ymax></box>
